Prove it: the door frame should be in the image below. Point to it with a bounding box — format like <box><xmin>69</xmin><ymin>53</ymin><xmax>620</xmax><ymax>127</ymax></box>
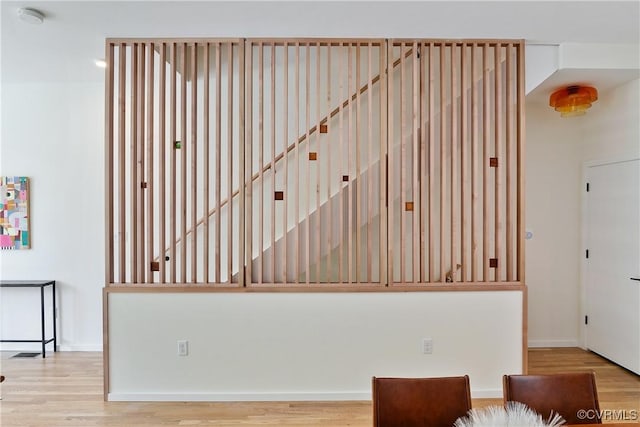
<box><xmin>580</xmin><ymin>156</ymin><xmax>640</xmax><ymax>349</ymax></box>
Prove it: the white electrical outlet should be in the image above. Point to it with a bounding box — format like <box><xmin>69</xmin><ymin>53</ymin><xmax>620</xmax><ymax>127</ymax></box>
<box><xmin>422</xmin><ymin>338</ymin><xmax>433</xmax><ymax>354</ymax></box>
<box><xmin>177</xmin><ymin>340</ymin><xmax>189</xmax><ymax>356</ymax></box>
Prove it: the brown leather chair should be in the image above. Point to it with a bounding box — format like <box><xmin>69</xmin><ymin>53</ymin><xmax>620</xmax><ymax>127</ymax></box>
<box><xmin>372</xmin><ymin>375</ymin><xmax>472</xmax><ymax>427</ymax></box>
<box><xmin>503</xmin><ymin>372</ymin><xmax>601</xmax><ymax>424</ymax></box>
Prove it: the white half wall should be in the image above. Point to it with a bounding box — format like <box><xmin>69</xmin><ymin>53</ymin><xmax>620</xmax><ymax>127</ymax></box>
<box><xmin>107</xmin><ymin>290</ymin><xmax>523</xmax><ymax>401</ymax></box>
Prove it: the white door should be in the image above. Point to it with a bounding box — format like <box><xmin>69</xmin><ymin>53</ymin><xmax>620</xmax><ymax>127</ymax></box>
<box><xmin>585</xmin><ymin>159</ymin><xmax>640</xmax><ymax>374</ymax></box>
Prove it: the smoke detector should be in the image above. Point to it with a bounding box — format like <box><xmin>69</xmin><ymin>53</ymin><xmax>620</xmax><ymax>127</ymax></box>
<box><xmin>17</xmin><ymin>8</ymin><xmax>45</xmax><ymax>24</ymax></box>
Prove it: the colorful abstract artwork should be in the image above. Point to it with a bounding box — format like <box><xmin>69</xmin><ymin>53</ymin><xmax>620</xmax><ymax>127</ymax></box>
<box><xmin>0</xmin><ymin>176</ymin><xmax>30</xmax><ymax>249</ymax></box>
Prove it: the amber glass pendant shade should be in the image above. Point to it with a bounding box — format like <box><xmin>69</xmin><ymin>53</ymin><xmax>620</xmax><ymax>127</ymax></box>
<box><xmin>549</xmin><ymin>85</ymin><xmax>598</xmax><ymax>117</ymax></box>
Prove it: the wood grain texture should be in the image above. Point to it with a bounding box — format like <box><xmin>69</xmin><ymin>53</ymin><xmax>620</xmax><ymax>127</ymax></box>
<box><xmin>130</xmin><ymin>44</ymin><xmax>139</xmax><ymax>283</ymax></box>
<box><xmin>105</xmin><ymin>43</ymin><xmax>114</xmax><ymax>285</ymax></box>
<box><xmin>146</xmin><ymin>42</ymin><xmax>155</xmax><ymax>284</ymax></box>
<box><xmin>117</xmin><ymin>43</ymin><xmax>126</xmax><ymax>284</ymax></box>
<box><xmin>180</xmin><ymin>42</ymin><xmax>187</xmax><ymax>284</ymax></box>
<box><xmin>0</xmin><ymin>348</ymin><xmax>637</xmax><ymax>426</ymax></box>
<box><xmin>158</xmin><ymin>43</ymin><xmax>167</xmax><ymax>284</ymax></box>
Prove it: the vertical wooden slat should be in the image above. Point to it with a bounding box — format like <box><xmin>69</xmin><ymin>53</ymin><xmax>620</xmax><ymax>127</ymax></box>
<box><xmin>460</xmin><ymin>43</ymin><xmax>468</xmax><ymax>282</ymax></box>
<box><xmin>258</xmin><ymin>42</ymin><xmax>264</xmax><ymax>285</ymax></box>
<box><xmin>105</xmin><ymin>42</ymin><xmax>114</xmax><ymax>284</ymax></box>
<box><xmin>215</xmin><ymin>44</ymin><xmax>222</xmax><ymax>283</ymax></box>
<box><xmin>517</xmin><ymin>42</ymin><xmax>525</xmax><ymax>283</ymax></box>
<box><xmin>412</xmin><ymin>41</ymin><xmax>420</xmax><ymax>283</ymax></box>
<box><xmin>315</xmin><ymin>42</ymin><xmax>322</xmax><ymax>283</ymax></box>
<box><xmin>246</xmin><ymin>43</ymin><xmax>253</xmax><ymax>285</ymax></box>
<box><xmin>130</xmin><ymin>43</ymin><xmax>138</xmax><ymax>283</ymax></box>
<box><xmin>494</xmin><ymin>43</ymin><xmax>503</xmax><ymax>282</ymax></box>
<box><xmin>451</xmin><ymin>43</ymin><xmax>458</xmax><ymax>283</ymax></box>
<box><xmin>428</xmin><ymin>43</ymin><xmax>435</xmax><ymax>283</ymax></box>
<box><xmin>138</xmin><ymin>43</ymin><xmax>146</xmax><ymax>284</ymax></box>
<box><xmin>190</xmin><ymin>43</ymin><xmax>198</xmax><ymax>283</ymax></box>
<box><xmin>118</xmin><ymin>44</ymin><xmax>126</xmax><ymax>284</ymax></box>
<box><xmin>471</xmin><ymin>43</ymin><xmax>479</xmax><ymax>282</ymax></box>
<box><xmin>338</xmin><ymin>43</ymin><xmax>344</xmax><ymax>282</ymax></box>
<box><xmin>387</xmin><ymin>42</ymin><xmax>394</xmax><ymax>284</ymax></box>
<box><xmin>367</xmin><ymin>43</ymin><xmax>373</xmax><ymax>283</ymax></box>
<box><xmin>439</xmin><ymin>44</ymin><xmax>446</xmax><ymax>283</ymax></box>
<box><xmin>180</xmin><ymin>43</ymin><xmax>187</xmax><ymax>284</ymax></box>
<box><xmin>227</xmin><ymin>43</ymin><xmax>234</xmax><ymax>284</ymax></box>
<box><xmin>326</xmin><ymin>44</ymin><xmax>332</xmax><ymax>282</ymax></box>
<box><xmin>399</xmin><ymin>44</ymin><xmax>406</xmax><ymax>284</ymax></box>
<box><xmin>305</xmin><ymin>43</ymin><xmax>311</xmax><ymax>284</ymax></box>
<box><xmin>355</xmin><ymin>43</ymin><xmax>361</xmax><ymax>283</ymax></box>
<box><xmin>271</xmin><ymin>43</ymin><xmax>277</xmax><ymax>283</ymax></box>
<box><xmin>419</xmin><ymin>43</ymin><xmax>427</xmax><ymax>283</ymax></box>
<box><xmin>347</xmin><ymin>43</ymin><xmax>353</xmax><ymax>284</ymax></box>
<box><xmin>282</xmin><ymin>42</ymin><xmax>289</xmax><ymax>283</ymax></box>
<box><xmin>254</xmin><ymin>44</ymin><xmax>264</xmax><ymax>284</ymax></box>
<box><xmin>169</xmin><ymin>42</ymin><xmax>177</xmax><ymax>283</ymax></box>
<box><xmin>203</xmin><ymin>43</ymin><xmax>210</xmax><ymax>283</ymax></box>
<box><xmin>482</xmin><ymin>44</ymin><xmax>490</xmax><ymax>282</ymax></box>
<box><xmin>159</xmin><ymin>43</ymin><xmax>166</xmax><ymax>284</ymax></box>
<box><xmin>238</xmin><ymin>41</ymin><xmax>246</xmax><ymax>287</ymax></box>
<box><xmin>294</xmin><ymin>42</ymin><xmax>301</xmax><ymax>282</ymax></box>
<box><xmin>146</xmin><ymin>42</ymin><xmax>155</xmax><ymax>284</ymax></box>
<box><xmin>506</xmin><ymin>44</ymin><xmax>514</xmax><ymax>281</ymax></box>
<box><xmin>379</xmin><ymin>41</ymin><xmax>388</xmax><ymax>285</ymax></box>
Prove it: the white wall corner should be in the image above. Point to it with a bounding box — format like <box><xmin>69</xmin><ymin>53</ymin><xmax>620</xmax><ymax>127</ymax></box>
<box><xmin>525</xmin><ymin>44</ymin><xmax>559</xmax><ymax>95</ymax></box>
<box><xmin>559</xmin><ymin>43</ymin><xmax>640</xmax><ymax>70</ymax></box>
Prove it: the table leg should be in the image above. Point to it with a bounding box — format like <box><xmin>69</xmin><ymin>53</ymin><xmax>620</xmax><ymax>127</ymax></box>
<box><xmin>40</xmin><ymin>286</ymin><xmax>46</xmax><ymax>358</ymax></box>
<box><xmin>52</xmin><ymin>282</ymin><xmax>57</xmax><ymax>352</ymax></box>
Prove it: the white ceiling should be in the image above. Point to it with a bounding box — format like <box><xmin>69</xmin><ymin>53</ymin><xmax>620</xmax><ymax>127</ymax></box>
<box><xmin>527</xmin><ymin>67</ymin><xmax>640</xmax><ymax>104</ymax></box>
<box><xmin>1</xmin><ymin>1</ymin><xmax>639</xmax><ymax>87</ymax></box>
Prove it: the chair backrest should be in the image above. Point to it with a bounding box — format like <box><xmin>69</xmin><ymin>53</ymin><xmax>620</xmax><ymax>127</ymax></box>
<box><xmin>503</xmin><ymin>372</ymin><xmax>601</xmax><ymax>425</ymax></box>
<box><xmin>372</xmin><ymin>375</ymin><xmax>472</xmax><ymax>427</ymax></box>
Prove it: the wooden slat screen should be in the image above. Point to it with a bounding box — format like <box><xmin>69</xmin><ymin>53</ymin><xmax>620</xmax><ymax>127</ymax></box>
<box><xmin>387</xmin><ymin>40</ymin><xmax>521</xmax><ymax>284</ymax></box>
<box><xmin>105</xmin><ymin>38</ymin><xmax>523</xmax><ymax>287</ymax></box>
<box><xmin>245</xmin><ymin>40</ymin><xmax>385</xmax><ymax>286</ymax></box>
<box><xmin>106</xmin><ymin>40</ymin><xmax>245</xmax><ymax>285</ymax></box>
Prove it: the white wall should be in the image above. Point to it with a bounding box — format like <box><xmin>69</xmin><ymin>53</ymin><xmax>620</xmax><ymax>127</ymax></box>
<box><xmin>525</xmin><ymin>78</ymin><xmax>640</xmax><ymax>347</ymax></box>
<box><xmin>525</xmin><ymin>101</ymin><xmax>583</xmax><ymax>347</ymax></box>
<box><xmin>580</xmin><ymin>79</ymin><xmax>640</xmax><ymax>161</ymax></box>
<box><xmin>108</xmin><ymin>290</ymin><xmax>523</xmax><ymax>400</ymax></box>
<box><xmin>0</xmin><ymin>82</ymin><xmax>104</xmax><ymax>351</ymax></box>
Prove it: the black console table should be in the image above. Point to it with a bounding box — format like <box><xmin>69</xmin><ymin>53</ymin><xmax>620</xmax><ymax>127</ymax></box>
<box><xmin>0</xmin><ymin>280</ymin><xmax>57</xmax><ymax>358</ymax></box>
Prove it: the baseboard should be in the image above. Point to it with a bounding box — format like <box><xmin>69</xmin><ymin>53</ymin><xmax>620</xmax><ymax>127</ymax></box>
<box><xmin>1</xmin><ymin>343</ymin><xmax>102</xmax><ymax>352</ymax></box>
<box><xmin>528</xmin><ymin>339</ymin><xmax>579</xmax><ymax>348</ymax></box>
<box><xmin>108</xmin><ymin>391</ymin><xmax>371</xmax><ymax>402</ymax></box>
<box><xmin>59</xmin><ymin>344</ymin><xmax>103</xmax><ymax>351</ymax></box>
<box><xmin>108</xmin><ymin>388</ymin><xmax>502</xmax><ymax>402</ymax></box>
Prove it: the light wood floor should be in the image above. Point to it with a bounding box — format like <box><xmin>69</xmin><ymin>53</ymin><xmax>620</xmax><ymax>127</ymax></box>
<box><xmin>0</xmin><ymin>348</ymin><xmax>638</xmax><ymax>426</ymax></box>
